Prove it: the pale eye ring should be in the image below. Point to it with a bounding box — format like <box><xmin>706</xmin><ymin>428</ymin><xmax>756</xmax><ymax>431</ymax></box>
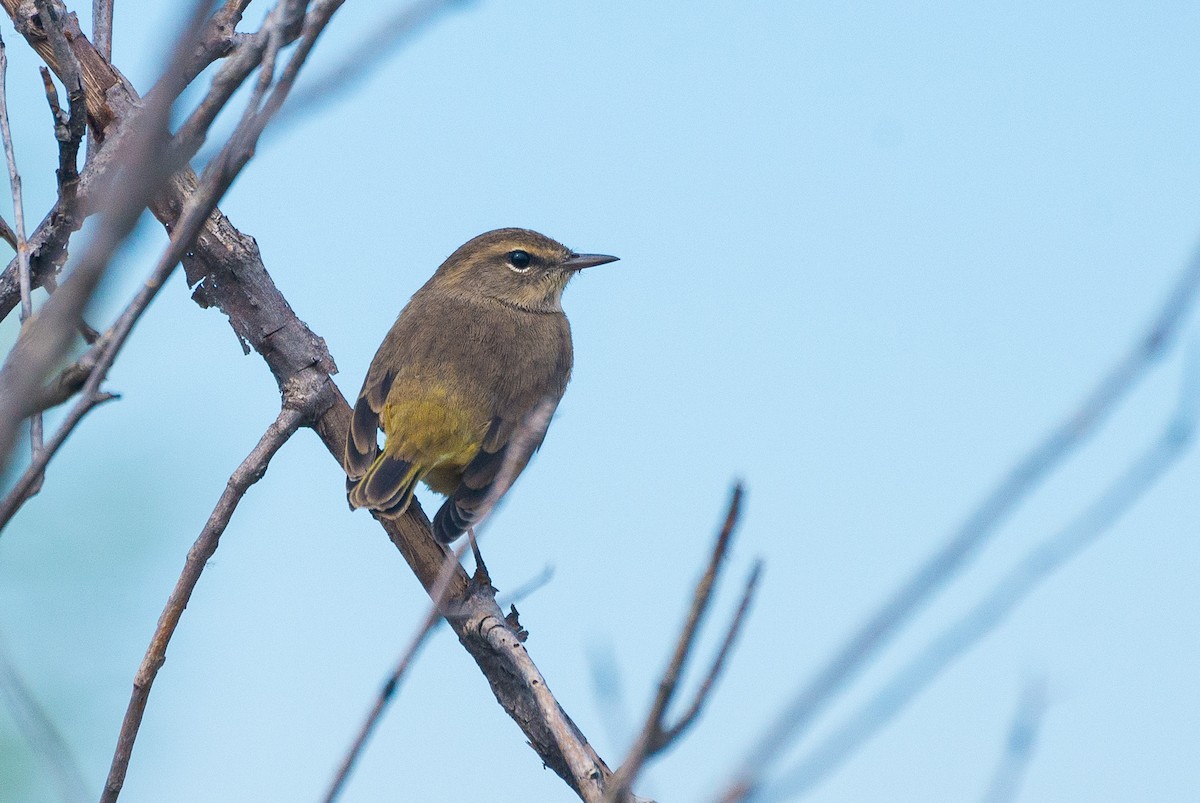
<box><xmin>507</xmin><ymin>249</ymin><xmax>532</xmax><ymax>272</ymax></box>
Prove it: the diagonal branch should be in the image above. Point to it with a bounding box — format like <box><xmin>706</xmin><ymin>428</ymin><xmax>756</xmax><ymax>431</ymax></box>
<box><xmin>719</xmin><ymin>239</ymin><xmax>1200</xmax><ymax>802</ymax></box>
<box><xmin>102</xmin><ymin>404</ymin><xmax>306</xmax><ymax>803</ymax></box>
<box><xmin>323</xmin><ymin>535</ymin><xmax>476</xmax><ymax>803</ymax></box>
<box><xmin>761</xmin><ymin>374</ymin><xmax>1199</xmax><ymax>800</ymax></box>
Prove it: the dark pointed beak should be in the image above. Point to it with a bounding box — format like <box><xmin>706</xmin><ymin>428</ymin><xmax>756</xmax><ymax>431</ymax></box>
<box><xmin>563</xmin><ymin>252</ymin><xmax>619</xmax><ymax>271</ymax></box>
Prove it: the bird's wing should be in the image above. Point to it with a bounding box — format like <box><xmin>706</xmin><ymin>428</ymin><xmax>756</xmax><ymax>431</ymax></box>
<box><xmin>431</xmin><ymin>401</ymin><xmax>555</xmax><ymax>544</ymax></box>
<box><xmin>344</xmin><ymin>367</ymin><xmax>393</xmax><ymax>480</ymax></box>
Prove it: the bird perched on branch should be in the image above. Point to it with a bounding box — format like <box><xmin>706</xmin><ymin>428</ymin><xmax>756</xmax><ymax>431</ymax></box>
<box><xmin>344</xmin><ymin>228</ymin><xmax>618</xmax><ymax>547</ymax></box>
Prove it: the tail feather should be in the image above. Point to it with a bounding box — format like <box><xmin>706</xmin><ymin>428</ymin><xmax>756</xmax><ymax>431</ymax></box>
<box><xmin>347</xmin><ymin>452</ymin><xmax>422</xmax><ymax>518</ymax></box>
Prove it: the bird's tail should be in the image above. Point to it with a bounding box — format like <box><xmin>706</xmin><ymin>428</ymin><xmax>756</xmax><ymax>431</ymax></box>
<box><xmin>346</xmin><ymin>451</ymin><xmax>422</xmax><ymax>518</ymax></box>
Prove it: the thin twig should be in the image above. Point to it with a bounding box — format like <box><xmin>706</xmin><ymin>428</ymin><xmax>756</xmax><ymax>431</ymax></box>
<box><xmin>323</xmin><ymin>536</ymin><xmax>474</xmax><ymax>803</ymax></box>
<box><xmin>0</xmin><ymin>213</ymin><xmax>14</xmax><ymax>249</ymax></box>
<box><xmin>271</xmin><ymin>0</ymin><xmax>470</xmax><ymax>130</ymax></box>
<box><xmin>0</xmin><ymin>632</ymin><xmax>89</xmax><ymax>803</ymax></box>
<box><xmin>606</xmin><ymin>486</ymin><xmax>752</xmax><ymax>801</ymax></box>
<box><xmin>0</xmin><ymin>30</ymin><xmax>44</xmax><ymax>475</ymax></box>
<box><xmin>720</xmin><ymin>241</ymin><xmax>1200</xmax><ymax>802</ymax></box>
<box><xmin>661</xmin><ymin>561</ymin><xmax>762</xmax><ymax>747</ymax></box>
<box><xmin>102</xmin><ymin>406</ymin><xmax>304</xmax><ymax>803</ymax></box>
<box><xmin>980</xmin><ymin>681</ymin><xmax>1049</xmax><ymax>803</ymax></box>
<box><xmin>762</xmin><ymin>382</ymin><xmax>1198</xmax><ymax>801</ymax></box>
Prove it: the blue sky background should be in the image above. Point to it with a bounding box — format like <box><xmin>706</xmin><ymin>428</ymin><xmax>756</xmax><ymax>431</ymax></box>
<box><xmin>2</xmin><ymin>2</ymin><xmax>1199</xmax><ymax>801</ymax></box>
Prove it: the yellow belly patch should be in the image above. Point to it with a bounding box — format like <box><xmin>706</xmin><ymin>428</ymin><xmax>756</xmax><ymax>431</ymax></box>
<box><xmin>380</xmin><ymin>380</ymin><xmax>487</xmax><ymax>495</ymax></box>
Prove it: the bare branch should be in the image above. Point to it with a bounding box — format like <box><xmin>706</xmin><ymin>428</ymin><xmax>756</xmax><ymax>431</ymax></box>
<box><xmin>720</xmin><ymin>240</ymin><xmax>1200</xmax><ymax>801</ymax></box>
<box><xmin>102</xmin><ymin>404</ymin><xmax>305</xmax><ymax>802</ymax></box>
<box><xmin>92</xmin><ymin>0</ymin><xmax>113</xmax><ymax>62</ymax></box>
<box><xmin>660</xmin><ymin>561</ymin><xmax>761</xmax><ymax>748</ymax></box>
<box><xmin>606</xmin><ymin>486</ymin><xmax>752</xmax><ymax>801</ymax></box>
<box><xmin>0</xmin><ymin>213</ymin><xmax>14</xmax><ymax>250</ymax></box>
<box><xmin>0</xmin><ymin>0</ymin><xmax>254</xmax><ymax>324</ymax></box>
<box><xmin>0</xmin><ymin>0</ymin><xmax>350</xmax><ymax>532</ymax></box>
<box><xmin>981</xmin><ymin>681</ymin><xmax>1048</xmax><ymax>803</ymax></box>
<box><xmin>38</xmin><ymin>65</ymin><xmax>85</xmax><ymax>216</ymax></box>
<box><xmin>760</xmin><ymin>381</ymin><xmax>1198</xmax><ymax>801</ymax></box>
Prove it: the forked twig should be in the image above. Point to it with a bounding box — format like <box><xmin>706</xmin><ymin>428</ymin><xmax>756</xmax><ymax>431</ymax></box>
<box><xmin>606</xmin><ymin>486</ymin><xmax>761</xmax><ymax>802</ymax></box>
<box><xmin>0</xmin><ymin>0</ymin><xmax>215</xmax><ymax>507</ymax></box>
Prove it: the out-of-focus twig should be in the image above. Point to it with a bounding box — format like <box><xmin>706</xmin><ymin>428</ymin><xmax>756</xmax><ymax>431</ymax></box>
<box><xmin>980</xmin><ymin>681</ymin><xmax>1049</xmax><ymax>803</ymax></box>
<box><xmin>0</xmin><ymin>28</ymin><xmax>44</xmax><ymax>479</ymax></box>
<box><xmin>0</xmin><ymin>633</ymin><xmax>89</xmax><ymax>803</ymax></box>
<box><xmin>102</xmin><ymin>405</ymin><xmax>304</xmax><ymax>803</ymax></box>
<box><xmin>606</xmin><ymin>486</ymin><xmax>760</xmax><ymax>802</ymax></box>
<box><xmin>323</xmin><ymin>535</ymin><xmax>473</xmax><ymax>803</ymax></box>
<box><xmin>719</xmin><ymin>242</ymin><xmax>1200</xmax><ymax>802</ymax></box>
<box><xmin>274</xmin><ymin>0</ymin><xmax>471</xmax><ymax>129</ymax></box>
<box><xmin>0</xmin><ymin>0</ymin><xmax>216</xmax><ymax>528</ymax></box>
<box><xmin>761</xmin><ymin>371</ymin><xmax>1198</xmax><ymax>801</ymax></box>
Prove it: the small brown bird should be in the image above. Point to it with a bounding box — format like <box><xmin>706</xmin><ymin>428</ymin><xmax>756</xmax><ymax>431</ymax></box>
<box><xmin>344</xmin><ymin>228</ymin><xmax>618</xmax><ymax>544</ymax></box>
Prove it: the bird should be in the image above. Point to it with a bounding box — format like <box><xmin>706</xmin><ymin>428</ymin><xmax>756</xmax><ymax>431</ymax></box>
<box><xmin>343</xmin><ymin>227</ymin><xmax>618</xmax><ymax>548</ymax></box>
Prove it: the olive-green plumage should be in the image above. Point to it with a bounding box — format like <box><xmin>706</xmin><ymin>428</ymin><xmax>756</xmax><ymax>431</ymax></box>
<box><xmin>344</xmin><ymin>228</ymin><xmax>618</xmax><ymax>543</ymax></box>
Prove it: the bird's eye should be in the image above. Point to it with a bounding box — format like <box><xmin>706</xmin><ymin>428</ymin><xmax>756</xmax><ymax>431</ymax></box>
<box><xmin>507</xmin><ymin>250</ymin><xmax>532</xmax><ymax>271</ymax></box>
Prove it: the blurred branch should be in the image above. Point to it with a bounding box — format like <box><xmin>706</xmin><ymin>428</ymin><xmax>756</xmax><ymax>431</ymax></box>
<box><xmin>270</xmin><ymin>0</ymin><xmax>470</xmax><ymax>130</ymax></box>
<box><xmin>0</xmin><ymin>0</ymin><xmax>219</xmax><ymax>528</ymax></box>
<box><xmin>980</xmin><ymin>681</ymin><xmax>1048</xmax><ymax>803</ymax></box>
<box><xmin>762</xmin><ymin>373</ymin><xmax>1198</xmax><ymax>800</ymax></box>
<box><xmin>0</xmin><ymin>28</ymin><xmax>44</xmax><ymax>482</ymax></box>
<box><xmin>720</xmin><ymin>241</ymin><xmax>1200</xmax><ymax>802</ymax></box>
<box><xmin>606</xmin><ymin>487</ymin><xmax>760</xmax><ymax>802</ymax></box>
<box><xmin>102</xmin><ymin>404</ymin><xmax>305</xmax><ymax>802</ymax></box>
<box><xmin>0</xmin><ymin>633</ymin><xmax>89</xmax><ymax>803</ymax></box>
<box><xmin>324</xmin><ymin>535</ymin><xmax>472</xmax><ymax>803</ymax></box>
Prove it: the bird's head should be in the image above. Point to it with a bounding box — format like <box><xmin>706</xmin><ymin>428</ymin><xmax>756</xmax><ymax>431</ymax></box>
<box><xmin>431</xmin><ymin>228</ymin><xmax>618</xmax><ymax>313</ymax></box>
